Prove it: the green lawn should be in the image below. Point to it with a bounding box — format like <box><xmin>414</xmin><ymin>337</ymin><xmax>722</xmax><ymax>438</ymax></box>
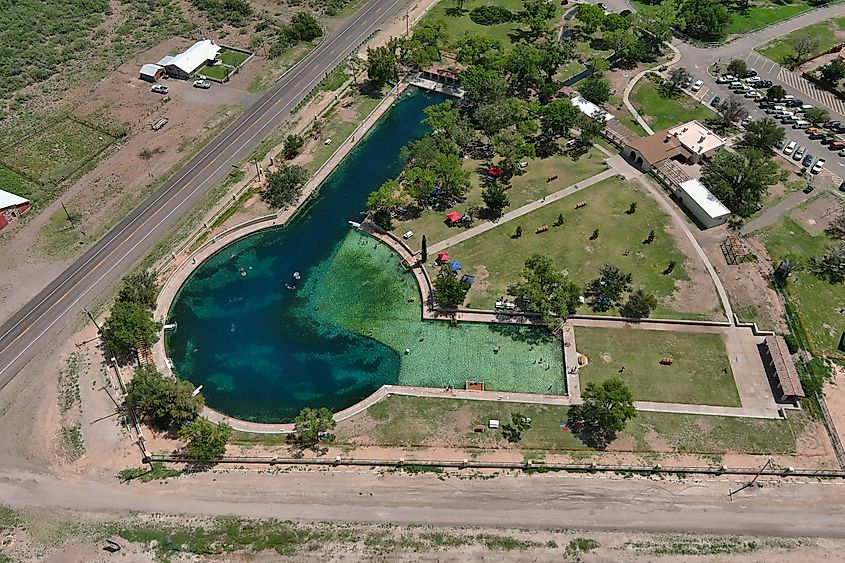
<box><xmin>576</xmin><ymin>326</ymin><xmax>740</xmax><ymax>406</ymax></box>
<box><xmin>391</xmin><ymin>147</ymin><xmax>607</xmax><ymax>249</ymax></box>
<box><xmin>2</xmin><ymin>119</ymin><xmax>115</xmax><ymax>185</ymax></box>
<box><xmin>199</xmin><ymin>63</ymin><xmax>231</xmax><ymax>80</ymax></box>
<box><xmin>725</xmin><ymin>1</ymin><xmax>815</xmax><ymax>36</ymax></box>
<box><xmin>758</xmin><ymin>214</ymin><xmax>845</xmax><ymax>358</ymax></box>
<box><xmin>444</xmin><ymin>176</ymin><xmax>691</xmax><ymax>314</ymax></box>
<box><xmin>336</xmin><ymin>395</ymin><xmax>807</xmax><ymax>454</ymax></box>
<box><xmin>219</xmin><ymin>47</ymin><xmax>250</xmax><ymax>67</ymax></box>
<box><xmin>303</xmin><ymin>93</ymin><xmax>382</xmax><ymax>175</ymax></box>
<box><xmin>419</xmin><ymin>0</ymin><xmax>528</xmax><ymax>49</ymax></box>
<box><xmin>630</xmin><ymin>77</ymin><xmax>716</xmax><ymax>131</ymax></box>
<box><xmin>757</xmin><ymin>17</ymin><xmax>845</xmax><ymax>63</ymax></box>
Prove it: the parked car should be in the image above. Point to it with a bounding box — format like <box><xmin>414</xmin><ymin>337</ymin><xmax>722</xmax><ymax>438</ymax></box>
<box><xmin>742</xmin><ymin>69</ymin><xmax>758</xmax><ymax>77</ymax></box>
<box><xmin>829</xmin><ymin>140</ymin><xmax>845</xmax><ymax>150</ymax></box>
<box><xmin>758</xmin><ymin>80</ymin><xmax>773</xmax><ymax>88</ymax></box>
<box><xmin>825</xmin><ymin>120</ymin><xmax>842</xmax><ymax>129</ymax></box>
<box><xmin>802</xmin><ymin>154</ymin><xmax>814</xmax><ymax>167</ymax></box>
<box><xmin>803</xmin><ymin>184</ymin><xmax>815</xmax><ymax>194</ymax></box>
<box><xmin>691</xmin><ymin>79</ymin><xmax>704</xmax><ymax>92</ymax></box>
<box><xmin>805</xmin><ymin>126</ymin><xmax>822</xmax><ymax>134</ymax></box>
<box><xmin>744</xmin><ymin>90</ymin><xmax>759</xmax><ymax>98</ymax></box>
<box><xmin>775</xmin><ymin>138</ymin><xmax>787</xmax><ymax>149</ymax></box>
<box><xmin>839</xmin><ymin>180</ymin><xmax>845</xmax><ymax>191</ymax></box>
<box><xmin>820</xmin><ymin>137</ymin><xmax>835</xmax><ymax>145</ymax></box>
<box><xmin>716</xmin><ymin>74</ymin><xmax>735</xmax><ymax>84</ymax></box>
<box><xmin>808</xmin><ymin>132</ymin><xmax>827</xmax><ymax>140</ymax></box>
<box><xmin>785</xmin><ymin>99</ymin><xmax>804</xmax><ymax>108</ymax></box>
<box><xmin>729</xmin><ymin>81</ymin><xmax>744</xmax><ymax>90</ymax></box>
<box><xmin>192</xmin><ymin>80</ymin><xmax>211</xmax><ymax>89</ymax></box>
<box><xmin>150</xmin><ymin>85</ymin><xmax>168</xmax><ymax>94</ymax></box>
<box><xmin>780</xmin><ymin>117</ymin><xmax>796</xmax><ymax>125</ymax></box>
<box><xmin>811</xmin><ymin>158</ymin><xmax>826</xmax><ymax>173</ymax></box>
<box><xmin>711</xmin><ymin>95</ymin><xmax>721</xmax><ymax>106</ymax></box>
<box><xmin>833</xmin><ymin>126</ymin><xmax>845</xmax><ymax>134</ymax></box>
<box><xmin>792</xmin><ymin>146</ymin><xmax>806</xmax><ymax>160</ymax></box>
<box><xmin>759</xmin><ymin>101</ymin><xmax>773</xmax><ymax>108</ymax></box>
<box><xmin>598</xmin><ymin>2</ymin><xmax>608</xmax><ymax>9</ymax></box>
<box><xmin>838</xmin><ymin>148</ymin><xmax>845</xmax><ymax>157</ymax></box>
<box><xmin>783</xmin><ymin>140</ymin><xmax>797</xmax><ymax>155</ymax></box>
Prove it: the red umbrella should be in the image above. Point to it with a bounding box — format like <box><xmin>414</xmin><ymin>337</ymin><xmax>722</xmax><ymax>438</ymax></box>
<box><xmin>446</xmin><ymin>211</ymin><xmax>462</xmax><ymax>223</ymax></box>
<box><xmin>437</xmin><ymin>252</ymin><xmax>450</xmax><ymax>262</ymax></box>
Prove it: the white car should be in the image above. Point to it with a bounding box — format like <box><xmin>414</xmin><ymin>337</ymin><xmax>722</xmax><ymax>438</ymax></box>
<box><xmin>402</xmin><ymin>230</ymin><xmax>414</xmax><ymax>239</ymax></box>
<box><xmin>783</xmin><ymin>140</ymin><xmax>797</xmax><ymax>155</ymax></box>
<box><xmin>744</xmin><ymin>90</ymin><xmax>759</xmax><ymax>98</ymax></box>
<box><xmin>691</xmin><ymin>79</ymin><xmax>704</xmax><ymax>92</ymax></box>
<box><xmin>811</xmin><ymin>158</ymin><xmax>826</xmax><ymax>174</ymax></box>
<box><xmin>150</xmin><ymin>84</ymin><xmax>168</xmax><ymax>94</ymax></box>
<box><xmin>716</xmin><ymin>74</ymin><xmax>736</xmax><ymax>84</ymax></box>
<box><xmin>192</xmin><ymin>80</ymin><xmax>211</xmax><ymax>89</ymax></box>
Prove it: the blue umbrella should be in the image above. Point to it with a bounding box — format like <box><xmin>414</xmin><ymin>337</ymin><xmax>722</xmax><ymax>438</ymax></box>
<box><xmin>450</xmin><ymin>260</ymin><xmax>462</xmax><ymax>271</ymax></box>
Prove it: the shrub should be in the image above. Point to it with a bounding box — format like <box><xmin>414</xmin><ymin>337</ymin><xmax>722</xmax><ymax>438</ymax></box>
<box><xmin>469</xmin><ymin>6</ymin><xmax>512</xmax><ymax>26</ymax></box>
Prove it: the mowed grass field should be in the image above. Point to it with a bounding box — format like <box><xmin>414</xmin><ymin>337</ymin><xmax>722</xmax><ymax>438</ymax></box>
<box><xmin>724</xmin><ymin>1</ymin><xmax>816</xmax><ymax>37</ymax></box>
<box><xmin>392</xmin><ymin>147</ymin><xmax>608</xmax><ymax>249</ymax></box>
<box><xmin>419</xmin><ymin>0</ymin><xmax>528</xmax><ymax>48</ymax></box>
<box><xmin>575</xmin><ymin>326</ymin><xmax>740</xmax><ymax>406</ymax></box>
<box><xmin>219</xmin><ymin>48</ymin><xmax>251</xmax><ymax>67</ymax></box>
<box><xmin>445</xmin><ymin>176</ymin><xmax>689</xmax><ymax>313</ymax></box>
<box><xmin>335</xmin><ymin>395</ymin><xmax>808</xmax><ymax>455</ymax></box>
<box><xmin>757</xmin><ymin>17</ymin><xmax>845</xmax><ymax>63</ymax></box>
<box><xmin>2</xmin><ymin>119</ymin><xmax>115</xmax><ymax>187</ymax></box>
<box><xmin>630</xmin><ymin>77</ymin><xmax>716</xmax><ymax>131</ymax></box>
<box><xmin>759</xmin><ymin>214</ymin><xmax>845</xmax><ymax>359</ymax></box>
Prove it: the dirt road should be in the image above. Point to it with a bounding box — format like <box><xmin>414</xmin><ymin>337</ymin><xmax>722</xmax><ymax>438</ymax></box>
<box><xmin>3</xmin><ymin>468</ymin><xmax>845</xmax><ymax>537</ymax></box>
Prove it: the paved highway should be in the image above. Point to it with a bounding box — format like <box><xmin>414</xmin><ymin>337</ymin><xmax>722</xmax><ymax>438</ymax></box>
<box><xmin>0</xmin><ymin>0</ymin><xmax>405</xmax><ymax>389</ymax></box>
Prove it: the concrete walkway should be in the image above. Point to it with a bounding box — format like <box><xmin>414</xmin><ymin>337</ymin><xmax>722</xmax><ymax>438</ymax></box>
<box><xmin>741</xmin><ymin>187</ymin><xmax>820</xmax><ymax>234</ymax></box>
<box><xmin>633</xmin><ymin>175</ymin><xmax>735</xmax><ymax>323</ymax></box>
<box><xmin>621</xmin><ymin>43</ymin><xmax>683</xmax><ymax>136</ymax></box>
<box><xmin>428</xmin><ymin>168</ymin><xmax>618</xmax><ymax>253</ymax></box>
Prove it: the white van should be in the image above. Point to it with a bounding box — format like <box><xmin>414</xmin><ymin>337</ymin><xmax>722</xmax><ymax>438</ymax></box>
<box><xmin>783</xmin><ymin>140</ymin><xmax>797</xmax><ymax>155</ymax></box>
<box><xmin>793</xmin><ymin>120</ymin><xmax>810</xmax><ymax>129</ymax></box>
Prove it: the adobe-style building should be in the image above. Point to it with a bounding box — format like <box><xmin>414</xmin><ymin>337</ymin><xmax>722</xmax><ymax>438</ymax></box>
<box><xmin>624</xmin><ymin>120</ymin><xmax>725</xmax><ymax>172</ymax></box>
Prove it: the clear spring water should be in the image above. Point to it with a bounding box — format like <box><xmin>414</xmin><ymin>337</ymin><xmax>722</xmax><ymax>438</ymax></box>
<box><xmin>166</xmin><ymin>89</ymin><xmax>563</xmax><ymax>423</ymax></box>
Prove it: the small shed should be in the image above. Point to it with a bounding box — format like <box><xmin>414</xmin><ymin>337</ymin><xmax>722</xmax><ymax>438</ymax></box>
<box><xmin>139</xmin><ymin>63</ymin><xmax>165</xmax><ymax>82</ymax></box>
<box><xmin>446</xmin><ymin>211</ymin><xmax>462</xmax><ymax>224</ymax></box>
<box><xmin>763</xmin><ymin>335</ymin><xmax>805</xmax><ymax>403</ymax></box>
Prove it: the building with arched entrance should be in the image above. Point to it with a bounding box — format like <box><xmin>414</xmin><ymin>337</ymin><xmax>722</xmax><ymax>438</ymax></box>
<box><xmin>623</xmin><ymin>120</ymin><xmax>725</xmax><ymax>172</ymax></box>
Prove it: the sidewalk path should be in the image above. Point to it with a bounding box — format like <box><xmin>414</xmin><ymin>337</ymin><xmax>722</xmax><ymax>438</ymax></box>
<box><xmin>429</xmin><ymin>168</ymin><xmax>617</xmax><ymax>253</ymax></box>
<box><xmin>741</xmin><ymin>187</ymin><xmax>819</xmax><ymax>234</ymax></box>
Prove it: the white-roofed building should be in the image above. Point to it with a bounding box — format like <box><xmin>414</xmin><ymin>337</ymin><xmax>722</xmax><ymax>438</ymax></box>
<box><xmin>139</xmin><ymin>63</ymin><xmax>165</xmax><ymax>82</ymax></box>
<box><xmin>624</xmin><ymin>120</ymin><xmax>725</xmax><ymax>172</ymax></box>
<box><xmin>0</xmin><ymin>190</ymin><xmax>31</xmax><ymax>231</ymax></box>
<box><xmin>157</xmin><ymin>40</ymin><xmax>221</xmax><ymax>80</ymax></box>
<box><xmin>677</xmin><ymin>179</ymin><xmax>731</xmax><ymax>228</ymax></box>
<box><xmin>570</xmin><ymin>95</ymin><xmax>614</xmax><ymax>122</ymax></box>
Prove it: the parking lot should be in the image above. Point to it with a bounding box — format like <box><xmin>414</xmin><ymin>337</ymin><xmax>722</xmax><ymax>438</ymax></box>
<box><xmin>683</xmin><ymin>77</ymin><xmax>843</xmax><ymax>188</ymax></box>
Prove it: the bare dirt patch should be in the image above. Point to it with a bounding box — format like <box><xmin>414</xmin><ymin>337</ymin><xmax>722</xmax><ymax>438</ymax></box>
<box><xmin>789</xmin><ymin>192</ymin><xmax>842</xmax><ymax>236</ymax></box>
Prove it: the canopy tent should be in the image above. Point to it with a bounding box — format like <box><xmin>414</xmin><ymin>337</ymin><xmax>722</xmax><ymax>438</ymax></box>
<box><xmin>450</xmin><ymin>260</ymin><xmax>462</xmax><ymax>271</ymax></box>
<box><xmin>446</xmin><ymin>211</ymin><xmax>462</xmax><ymax>223</ymax></box>
<box><xmin>461</xmin><ymin>274</ymin><xmax>475</xmax><ymax>286</ymax></box>
<box><xmin>487</xmin><ymin>166</ymin><xmax>503</xmax><ymax>178</ymax></box>
<box><xmin>437</xmin><ymin>252</ymin><xmax>450</xmax><ymax>262</ymax></box>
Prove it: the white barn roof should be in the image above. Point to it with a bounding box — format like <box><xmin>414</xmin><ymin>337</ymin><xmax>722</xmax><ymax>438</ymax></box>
<box><xmin>571</xmin><ymin>95</ymin><xmax>614</xmax><ymax>122</ymax></box>
<box><xmin>140</xmin><ymin>63</ymin><xmax>163</xmax><ymax>77</ymax></box>
<box><xmin>0</xmin><ymin>189</ymin><xmax>29</xmax><ymax>209</ymax></box>
<box><xmin>679</xmin><ymin>179</ymin><xmax>730</xmax><ymax>219</ymax></box>
<box><xmin>158</xmin><ymin>40</ymin><xmax>221</xmax><ymax>75</ymax></box>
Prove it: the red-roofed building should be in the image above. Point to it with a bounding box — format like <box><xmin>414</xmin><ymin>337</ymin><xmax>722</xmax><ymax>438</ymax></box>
<box><xmin>0</xmin><ymin>190</ymin><xmax>30</xmax><ymax>231</ymax></box>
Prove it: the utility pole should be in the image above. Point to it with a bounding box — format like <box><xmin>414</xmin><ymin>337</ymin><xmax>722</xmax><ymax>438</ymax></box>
<box><xmin>254</xmin><ymin>158</ymin><xmax>261</xmax><ymax>179</ymax></box>
<box><xmin>404</xmin><ymin>8</ymin><xmax>410</xmax><ymax>37</ymax></box>
<box><xmin>81</xmin><ymin>307</ymin><xmax>101</xmax><ymax>333</ymax></box>
<box><xmin>61</xmin><ymin>201</ymin><xmax>76</xmax><ymax>228</ymax></box>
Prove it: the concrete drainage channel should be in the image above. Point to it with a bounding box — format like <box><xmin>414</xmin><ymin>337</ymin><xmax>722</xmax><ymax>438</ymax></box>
<box><xmin>146</xmin><ymin>454</ymin><xmax>845</xmax><ymax>478</ymax></box>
